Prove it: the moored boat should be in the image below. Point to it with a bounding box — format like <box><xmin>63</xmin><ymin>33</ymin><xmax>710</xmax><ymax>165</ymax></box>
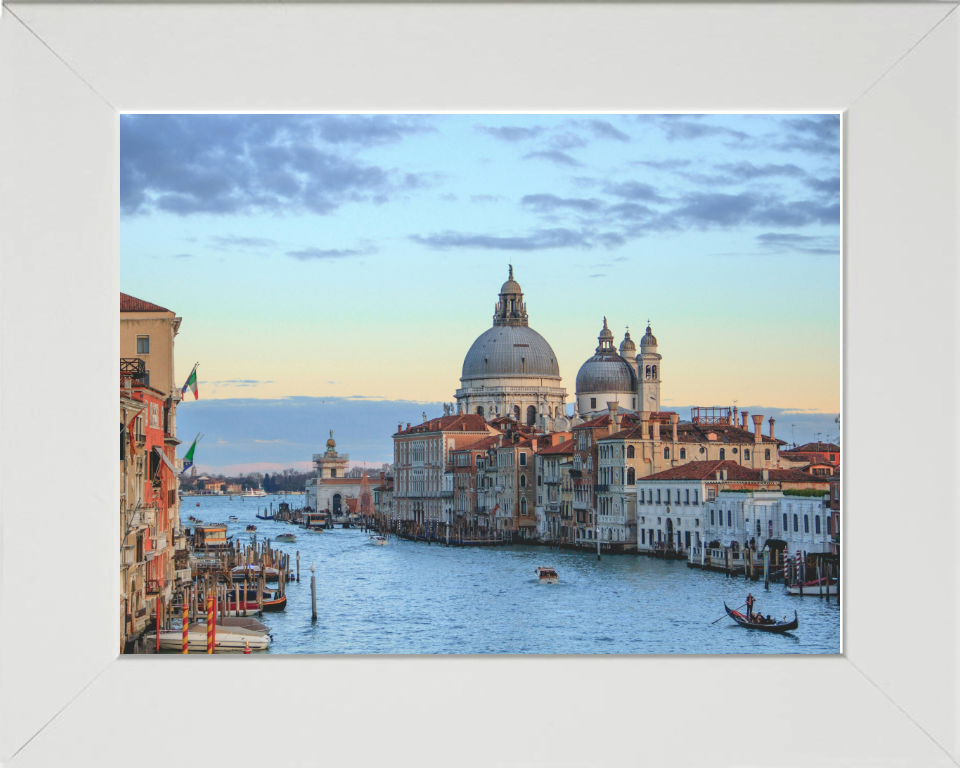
<box><xmin>369</xmin><ymin>535</ymin><xmax>388</xmax><ymax>546</ymax></box>
<box><xmin>535</xmin><ymin>567</ymin><xmax>559</xmax><ymax>584</ymax></box>
<box><xmin>231</xmin><ymin>564</ymin><xmax>280</xmax><ymax>581</ymax></box>
<box><xmin>145</xmin><ymin>623</ymin><xmax>271</xmax><ymax>651</ymax></box>
<box><xmin>225</xmin><ymin>589</ymin><xmax>287</xmax><ymax>612</ymax></box>
<box><xmin>723</xmin><ymin>603</ymin><xmax>798</xmax><ymax>633</ymax></box>
<box><xmin>786</xmin><ymin>577</ymin><xmax>838</xmax><ymax>596</ymax></box>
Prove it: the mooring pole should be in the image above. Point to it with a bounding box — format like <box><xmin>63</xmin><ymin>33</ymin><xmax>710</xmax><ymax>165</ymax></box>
<box><xmin>310</xmin><ymin>563</ymin><xmax>317</xmax><ymax>622</ymax></box>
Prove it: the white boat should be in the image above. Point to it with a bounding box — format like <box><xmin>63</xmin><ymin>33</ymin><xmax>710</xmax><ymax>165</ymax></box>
<box><xmin>369</xmin><ymin>535</ymin><xmax>388</xmax><ymax>546</ymax></box>
<box><xmin>786</xmin><ymin>578</ymin><xmax>838</xmax><ymax>596</ymax></box>
<box><xmin>275</xmin><ymin>533</ymin><xmax>296</xmax><ymax>543</ymax></box>
<box><xmin>535</xmin><ymin>567</ymin><xmax>559</xmax><ymax>584</ymax></box>
<box><xmin>242</xmin><ymin>489</ymin><xmax>267</xmax><ymax>498</ymax></box>
<box><xmin>144</xmin><ymin>623</ymin><xmax>270</xmax><ymax>652</ymax></box>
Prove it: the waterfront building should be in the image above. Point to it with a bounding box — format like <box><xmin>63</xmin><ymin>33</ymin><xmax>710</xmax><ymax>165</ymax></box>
<box><xmin>393</xmin><ymin>413</ymin><xmax>497</xmax><ymax>526</ymax></box>
<box><xmin>779</xmin><ymin>441</ymin><xmax>840</xmax><ymax>476</ymax></box>
<box><xmin>492</xmin><ymin>432</ymin><xmax>539</xmax><ymax>537</ymax></box>
<box><xmin>451</xmin><ymin>434</ymin><xmax>502</xmax><ymax>531</ymax></box>
<box><xmin>305</xmin><ymin>431</ymin><xmax>380</xmax><ymax>517</ymax></box>
<box><xmin>534</xmin><ymin>437</ymin><xmax>575</xmax><ymax>543</ymax></box>
<box><xmin>120</xmin><ymin>292</ymin><xmax>188</xmax><ymax>653</ymax></box>
<box><xmin>635</xmin><ymin>460</ymin><xmax>830</xmax><ymax>555</ymax></box>
<box><xmin>454</xmin><ymin>267</ymin><xmax>570</xmax><ymax>431</ymax></box>
<box><xmin>702</xmin><ymin>489</ymin><xmax>834</xmax><ymax>555</ymax></box>
<box><xmin>374</xmin><ymin>472</ymin><xmax>394</xmax><ymax>521</ymax></box>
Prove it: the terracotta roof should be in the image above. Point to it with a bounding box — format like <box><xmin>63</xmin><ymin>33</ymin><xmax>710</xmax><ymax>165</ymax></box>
<box><xmin>395</xmin><ymin>414</ymin><xmax>489</xmax><ymax>435</ymax></box>
<box><xmin>451</xmin><ymin>435</ymin><xmax>502</xmax><ymax>453</ymax></box>
<box><xmin>639</xmin><ymin>460</ymin><xmax>827</xmax><ymax>485</ymax></box>
<box><xmin>120</xmin><ymin>292</ymin><xmax>172</xmax><ymax>312</ymax></box>
<box><xmin>780</xmin><ymin>452</ymin><xmax>835</xmax><ymax>466</ymax></box>
<box><xmin>574</xmin><ymin>412</ymin><xmax>641</xmax><ymax>431</ymax></box>
<box><xmin>794</xmin><ymin>442</ymin><xmax>840</xmax><ymax>453</ymax></box>
<box><xmin>536</xmin><ymin>440</ymin><xmax>575</xmax><ymax>456</ymax></box>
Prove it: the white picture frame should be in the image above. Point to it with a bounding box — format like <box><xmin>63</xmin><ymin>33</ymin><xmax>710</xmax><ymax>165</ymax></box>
<box><xmin>1</xmin><ymin>3</ymin><xmax>957</xmax><ymax>766</ymax></box>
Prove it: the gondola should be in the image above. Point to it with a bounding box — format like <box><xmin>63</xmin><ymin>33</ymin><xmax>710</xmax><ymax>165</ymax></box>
<box><xmin>724</xmin><ymin>603</ymin><xmax>798</xmax><ymax>633</ymax></box>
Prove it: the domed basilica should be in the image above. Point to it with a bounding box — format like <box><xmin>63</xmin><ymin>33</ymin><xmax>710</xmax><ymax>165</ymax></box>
<box><xmin>453</xmin><ymin>267</ymin><xmax>663</xmax><ymax>431</ymax></box>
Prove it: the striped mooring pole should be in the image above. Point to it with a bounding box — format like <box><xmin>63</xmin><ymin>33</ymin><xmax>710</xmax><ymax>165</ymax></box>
<box><xmin>182</xmin><ymin>596</ymin><xmax>189</xmax><ymax>654</ymax></box>
<box><xmin>206</xmin><ymin>595</ymin><xmax>214</xmax><ymax>654</ymax></box>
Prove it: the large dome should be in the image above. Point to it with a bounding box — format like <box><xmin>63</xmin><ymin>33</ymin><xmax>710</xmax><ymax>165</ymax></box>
<box><xmin>462</xmin><ymin>325</ymin><xmax>560</xmax><ymax>380</ymax></box>
<box><xmin>576</xmin><ymin>352</ymin><xmax>636</xmax><ymax>393</ymax></box>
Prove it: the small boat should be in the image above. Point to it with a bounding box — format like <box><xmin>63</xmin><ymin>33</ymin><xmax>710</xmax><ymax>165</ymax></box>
<box><xmin>724</xmin><ymin>603</ymin><xmax>798</xmax><ymax>633</ymax></box>
<box><xmin>369</xmin><ymin>535</ymin><xmax>388</xmax><ymax>546</ymax></box>
<box><xmin>786</xmin><ymin>577</ymin><xmax>838</xmax><ymax>596</ymax></box>
<box><xmin>535</xmin><ymin>567</ymin><xmax>559</xmax><ymax>584</ymax></box>
<box><xmin>225</xmin><ymin>589</ymin><xmax>287</xmax><ymax>612</ymax></box>
<box><xmin>243</xmin><ymin>489</ymin><xmax>267</xmax><ymax>498</ymax></box>
<box><xmin>231</xmin><ymin>564</ymin><xmax>281</xmax><ymax>582</ymax></box>
<box><xmin>144</xmin><ymin>623</ymin><xmax>271</xmax><ymax>651</ymax></box>
<box><xmin>246</xmin><ymin>524</ymin><xmax>257</xmax><ymax>532</ymax></box>
<box><xmin>229</xmin><ymin>516</ymin><xmax>239</xmax><ymax>522</ymax></box>
<box><xmin>275</xmin><ymin>533</ymin><xmax>297</xmax><ymax>543</ymax></box>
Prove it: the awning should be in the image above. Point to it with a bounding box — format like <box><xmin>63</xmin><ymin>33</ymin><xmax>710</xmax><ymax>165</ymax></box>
<box><xmin>154</xmin><ymin>446</ymin><xmax>177</xmax><ymax>475</ymax></box>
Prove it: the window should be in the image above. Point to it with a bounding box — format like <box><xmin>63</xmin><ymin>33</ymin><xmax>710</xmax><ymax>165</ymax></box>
<box><xmin>663</xmin><ymin>448</ymin><xmax>670</xmax><ymax>459</ymax></box>
<box><xmin>656</xmin><ymin>489</ymin><xmax>661</xmax><ymax>504</ymax></box>
<box><xmin>793</xmin><ymin>514</ymin><xmax>799</xmax><ymax>532</ymax></box>
<box><xmin>520</xmin><ymin>498</ymin><xmax>527</xmax><ymax>515</ymax></box>
<box><xmin>684</xmin><ymin>489</ymin><xmax>689</xmax><ymax>504</ymax></box>
<box><xmin>143</xmin><ymin>370</ymin><xmax>150</xmax><ymax>388</ymax></box>
<box><xmin>627</xmin><ymin>445</ymin><xmax>635</xmax><ymax>459</ymax></box>
<box><xmin>519</xmin><ymin>453</ymin><xmax>527</xmax><ymax>466</ymax></box>
<box><xmin>727</xmin><ymin>510</ymin><xmax>732</xmax><ymax>527</ymax></box>
<box><xmin>641</xmin><ymin>529</ymin><xmax>645</xmax><ymax>544</ymax></box>
<box><xmin>693</xmin><ymin>490</ymin><xmax>698</xmax><ymax>505</ymax></box>
<box><xmin>744</xmin><ymin>450</ymin><xmax>750</xmax><ymax>460</ymax></box>
<box><xmin>590</xmin><ymin>397</ymin><xmax>596</xmax><ymax>409</ymax></box>
<box><xmin>765</xmin><ymin>449</ymin><xmax>771</xmax><ymax>460</ymax></box>
<box><xmin>149</xmin><ymin>402</ymin><xmax>159</xmax><ymax>428</ymax></box>
<box><xmin>679</xmin><ymin>448</ymin><xmax>686</xmax><ymax>459</ymax></box>
<box><xmin>804</xmin><ymin>515</ymin><xmax>809</xmax><ymax>533</ymax></box>
<box><xmin>331</xmin><ymin>468</ymin><xmax>337</xmax><ymax>478</ymax></box>
<box><xmin>815</xmin><ymin>516</ymin><xmax>821</xmax><ymax>534</ymax></box>
<box><xmin>627</xmin><ymin>468</ymin><xmax>636</xmax><ymax>485</ymax></box>
<box><xmin>137</xmin><ymin>336</ymin><xmax>150</xmax><ymax>354</ymax></box>
<box><xmin>756</xmin><ymin>519</ymin><xmax>761</xmax><ymax>536</ymax></box>
<box><xmin>783</xmin><ymin>513</ymin><xmax>788</xmax><ymax>530</ymax></box>
<box><xmin>710</xmin><ymin>510</ymin><xmax>715</xmax><ymax>525</ymax></box>
<box><xmin>719</xmin><ymin>448</ymin><xmax>725</xmax><ymax>460</ymax></box>
<box><xmin>520</xmin><ymin>475</ymin><xmax>526</xmax><ymax>487</ymax></box>
<box><xmin>827</xmin><ymin>516</ymin><xmax>832</xmax><ymax>535</ymax></box>
<box><xmin>830</xmin><ymin>454</ymin><xmax>836</xmax><ymax>462</ymax></box>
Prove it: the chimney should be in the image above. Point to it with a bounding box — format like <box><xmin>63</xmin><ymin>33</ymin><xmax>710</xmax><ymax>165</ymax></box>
<box><xmin>768</xmin><ymin>417</ymin><xmax>775</xmax><ymax>441</ymax></box>
<box><xmin>732</xmin><ymin>406</ymin><xmax>737</xmax><ymax>426</ymax></box>
<box><xmin>423</xmin><ymin>412</ymin><xmax>428</xmax><ymax>423</ymax></box>
<box><xmin>406</xmin><ymin>423</ymin><xmax>411</xmax><ymax>431</ymax></box>
<box><xmin>761</xmin><ymin>468</ymin><xmax>769</xmax><ymax>482</ymax></box>
<box><xmin>652</xmin><ymin>420</ymin><xmax>661</xmax><ymax>440</ymax></box>
<box><xmin>741</xmin><ymin>411</ymin><xmax>749</xmax><ymax>430</ymax></box>
<box><xmin>670</xmin><ymin>413</ymin><xmax>679</xmax><ymax>442</ymax></box>
<box><xmin>398</xmin><ymin>422</ymin><xmax>403</xmax><ymax>433</ymax></box>
<box><xmin>607</xmin><ymin>402</ymin><xmax>620</xmax><ymax>435</ymax></box>
<box><xmin>531</xmin><ymin>438</ymin><xmax>538</xmax><ymax>452</ymax></box>
<box><xmin>752</xmin><ymin>415</ymin><xmax>763</xmax><ymax>443</ymax></box>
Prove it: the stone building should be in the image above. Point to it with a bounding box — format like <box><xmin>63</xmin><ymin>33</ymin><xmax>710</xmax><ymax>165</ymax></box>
<box><xmin>305</xmin><ymin>431</ymin><xmax>379</xmax><ymax>517</ymax></box>
<box><xmin>455</xmin><ymin>267</ymin><xmax>570</xmax><ymax>430</ymax></box>
<box><xmin>535</xmin><ymin>437</ymin><xmax>575</xmax><ymax>543</ymax></box>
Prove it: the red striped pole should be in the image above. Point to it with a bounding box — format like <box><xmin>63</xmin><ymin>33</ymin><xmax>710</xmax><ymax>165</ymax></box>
<box><xmin>206</xmin><ymin>595</ymin><xmax>214</xmax><ymax>654</ymax></box>
<box><xmin>182</xmin><ymin>595</ymin><xmax>189</xmax><ymax>654</ymax></box>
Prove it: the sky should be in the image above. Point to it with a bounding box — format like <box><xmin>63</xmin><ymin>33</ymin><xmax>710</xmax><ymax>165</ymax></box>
<box><xmin>120</xmin><ymin>114</ymin><xmax>841</xmax><ymax>474</ymax></box>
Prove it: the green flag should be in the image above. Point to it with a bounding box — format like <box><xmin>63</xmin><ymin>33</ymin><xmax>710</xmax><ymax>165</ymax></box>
<box><xmin>181</xmin><ymin>365</ymin><xmax>198</xmax><ymax>400</ymax></box>
<box><xmin>180</xmin><ymin>436</ymin><xmax>199</xmax><ymax>475</ymax></box>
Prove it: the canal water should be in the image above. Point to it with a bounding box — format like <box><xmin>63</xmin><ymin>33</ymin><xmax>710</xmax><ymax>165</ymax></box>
<box><xmin>189</xmin><ymin>495</ymin><xmax>841</xmax><ymax>655</ymax></box>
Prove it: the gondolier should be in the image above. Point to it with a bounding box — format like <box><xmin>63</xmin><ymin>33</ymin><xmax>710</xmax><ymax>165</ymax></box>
<box><xmin>746</xmin><ymin>593</ymin><xmax>755</xmax><ymax>620</ymax></box>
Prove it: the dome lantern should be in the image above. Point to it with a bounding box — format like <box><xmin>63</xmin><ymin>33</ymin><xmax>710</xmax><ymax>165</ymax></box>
<box><xmin>493</xmin><ymin>264</ymin><xmax>528</xmax><ymax>327</ymax></box>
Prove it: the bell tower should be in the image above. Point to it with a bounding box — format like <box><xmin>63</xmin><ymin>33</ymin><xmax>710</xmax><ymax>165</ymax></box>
<box><xmin>637</xmin><ymin>321</ymin><xmax>662</xmax><ymax>413</ymax></box>
<box><xmin>493</xmin><ymin>265</ymin><xmax>529</xmax><ymax>327</ymax></box>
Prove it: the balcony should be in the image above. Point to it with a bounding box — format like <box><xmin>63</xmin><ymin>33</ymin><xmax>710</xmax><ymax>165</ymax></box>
<box><xmin>572</xmin><ymin>499</ymin><xmax>589</xmax><ymax>511</ymax></box>
<box><xmin>151</xmin><ymin>532</ymin><xmax>168</xmax><ymax>554</ymax></box>
<box><xmin>543</xmin><ymin>475</ymin><xmax>562</xmax><ymax>485</ymax></box>
<box><xmin>145</xmin><ymin>579</ymin><xmax>161</xmax><ymax>595</ymax></box>
<box><xmin>594</xmin><ymin>484</ymin><xmax>611</xmax><ymax>493</ymax></box>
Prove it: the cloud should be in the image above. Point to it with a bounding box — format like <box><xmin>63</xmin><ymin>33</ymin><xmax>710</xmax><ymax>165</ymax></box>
<box><xmin>632</xmin><ymin>159</ymin><xmax>691</xmax><ymax>171</ymax></box>
<box><xmin>803</xmin><ymin>176</ymin><xmax>841</xmax><ymax>196</ymax></box>
<box><xmin>603</xmin><ymin>180</ymin><xmax>667</xmax><ymax>203</ymax></box>
<box><xmin>520</xmin><ymin>194</ymin><xmax>604</xmax><ymax>214</ymax></box>
<box><xmin>120</xmin><ymin>114</ymin><xmax>434</xmax><ymax>216</ymax></box>
<box><xmin>410</xmin><ymin>228</ymin><xmax>591</xmax><ymax>251</ymax></box>
<box><xmin>587</xmin><ymin>274</ymin><xmax>605</xmax><ymax>278</ymax></box>
<box><xmin>173</xmin><ymin>252</ymin><xmax>194</xmax><ymax>258</ymax></box>
<box><xmin>476</xmin><ymin>125</ymin><xmax>544</xmax><ymax>142</ymax></box>
<box><xmin>522</xmin><ymin>150</ymin><xmax>584</xmax><ymax>167</ymax></box>
<box><xmin>547</xmin><ymin>132</ymin><xmax>588</xmax><ymax>152</ymax></box>
<box><xmin>756</xmin><ymin>232</ymin><xmax>839</xmax><ymax>255</ymax></box>
<box><xmin>205</xmin><ymin>379</ymin><xmax>274</xmax><ymax>387</ymax></box>
<box><xmin>440</xmin><ymin>193</ymin><xmax>458</xmax><ymax>202</ymax></box>
<box><xmin>771</xmin><ymin>115</ymin><xmax>841</xmax><ymax>157</ymax></box>
<box><xmin>285</xmin><ymin>247</ymin><xmax>369</xmax><ymax>261</ymax></box>
<box><xmin>639</xmin><ymin>115</ymin><xmax>751</xmax><ymax>144</ymax></box>
<box><xmin>667</xmin><ymin>192</ymin><xmax>839</xmax><ymax>228</ymax></box>
<box><xmin>576</xmin><ymin>119</ymin><xmax>630</xmax><ymax>142</ymax></box>
<box><xmin>209</xmin><ymin>235</ymin><xmax>277</xmax><ymax>249</ymax></box>
<box><xmin>471</xmin><ymin>194</ymin><xmax>505</xmax><ymax>204</ymax></box>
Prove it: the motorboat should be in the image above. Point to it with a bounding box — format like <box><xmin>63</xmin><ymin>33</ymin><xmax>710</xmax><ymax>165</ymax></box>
<box><xmin>224</xmin><ymin>588</ymin><xmax>287</xmax><ymax>612</ymax></box>
<box><xmin>229</xmin><ymin>516</ymin><xmax>239</xmax><ymax>522</ymax></box>
<box><xmin>275</xmin><ymin>533</ymin><xmax>296</xmax><ymax>543</ymax></box>
<box><xmin>243</xmin><ymin>489</ymin><xmax>267</xmax><ymax>498</ymax></box>
<box><xmin>369</xmin><ymin>535</ymin><xmax>388</xmax><ymax>546</ymax></box>
<box><xmin>535</xmin><ymin>567</ymin><xmax>559</xmax><ymax>584</ymax></box>
<box><xmin>231</xmin><ymin>564</ymin><xmax>281</xmax><ymax>582</ymax></box>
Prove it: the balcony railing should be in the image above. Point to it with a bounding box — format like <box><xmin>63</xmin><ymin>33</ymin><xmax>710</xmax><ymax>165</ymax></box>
<box><xmin>543</xmin><ymin>475</ymin><xmax>562</xmax><ymax>485</ymax></box>
<box><xmin>594</xmin><ymin>484</ymin><xmax>610</xmax><ymax>493</ymax></box>
<box><xmin>145</xmin><ymin>579</ymin><xmax>161</xmax><ymax>595</ymax></box>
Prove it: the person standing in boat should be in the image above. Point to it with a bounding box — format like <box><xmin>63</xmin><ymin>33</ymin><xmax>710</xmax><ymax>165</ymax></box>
<box><xmin>746</xmin><ymin>593</ymin><xmax>756</xmax><ymax>621</ymax></box>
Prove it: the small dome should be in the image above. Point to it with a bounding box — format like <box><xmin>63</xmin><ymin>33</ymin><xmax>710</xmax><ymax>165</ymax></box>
<box><xmin>619</xmin><ymin>329</ymin><xmax>636</xmax><ymax>356</ymax></box>
<box><xmin>500</xmin><ymin>264</ymin><xmax>522</xmax><ymax>295</ymax></box>
<box><xmin>598</xmin><ymin>317</ymin><xmax>614</xmax><ymax>343</ymax></box>
<box><xmin>576</xmin><ymin>352</ymin><xmax>636</xmax><ymax>394</ymax></box>
<box><xmin>640</xmin><ymin>323</ymin><xmax>657</xmax><ymax>347</ymax></box>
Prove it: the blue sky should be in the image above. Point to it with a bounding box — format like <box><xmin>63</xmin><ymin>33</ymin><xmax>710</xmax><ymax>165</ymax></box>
<box><xmin>120</xmin><ymin>114</ymin><xmax>841</xmax><ymax>473</ymax></box>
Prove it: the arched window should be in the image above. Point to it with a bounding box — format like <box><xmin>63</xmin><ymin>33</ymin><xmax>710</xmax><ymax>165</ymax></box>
<box><xmin>744</xmin><ymin>450</ymin><xmax>750</xmax><ymax>460</ymax></box>
<box><xmin>520</xmin><ymin>498</ymin><xmax>527</xmax><ymax>515</ymax></box>
<box><xmin>793</xmin><ymin>514</ymin><xmax>799</xmax><ymax>532</ymax></box>
<box><xmin>756</xmin><ymin>519</ymin><xmax>761</xmax><ymax>536</ymax></box>
<box><xmin>764</xmin><ymin>449</ymin><xmax>771</xmax><ymax>460</ymax></box>
<box><xmin>627</xmin><ymin>468</ymin><xmax>636</xmax><ymax>485</ymax></box>
<box><xmin>627</xmin><ymin>445</ymin><xmax>635</xmax><ymax>459</ymax></box>
<box><xmin>526</xmin><ymin>405</ymin><xmax>537</xmax><ymax>426</ymax></box>
<box><xmin>645</xmin><ymin>365</ymin><xmax>651</xmax><ymax>378</ymax></box>
<box><xmin>476</xmin><ymin>406</ymin><xmax>484</xmax><ymax>418</ymax></box>
<box><xmin>679</xmin><ymin>448</ymin><xmax>686</xmax><ymax>459</ymax></box>
<box><xmin>520</xmin><ymin>475</ymin><xmax>526</xmax><ymax>487</ymax></box>
<box><xmin>804</xmin><ymin>515</ymin><xmax>809</xmax><ymax>533</ymax></box>
<box><xmin>513</xmin><ymin>405</ymin><xmax>521</xmax><ymax>420</ymax></box>
<box><xmin>710</xmin><ymin>510</ymin><xmax>715</xmax><ymax>525</ymax></box>
<box><xmin>815</xmin><ymin>516</ymin><xmax>821</xmax><ymax>534</ymax></box>
<box><xmin>783</xmin><ymin>513</ymin><xmax>788</xmax><ymax>530</ymax></box>
<box><xmin>727</xmin><ymin>510</ymin><xmax>732</xmax><ymax>527</ymax></box>
<box><xmin>719</xmin><ymin>448</ymin><xmax>725</xmax><ymax>460</ymax></box>
<box><xmin>652</xmin><ymin>365</ymin><xmax>657</xmax><ymax>378</ymax></box>
<box><xmin>664</xmin><ymin>447</ymin><xmax>670</xmax><ymax>459</ymax></box>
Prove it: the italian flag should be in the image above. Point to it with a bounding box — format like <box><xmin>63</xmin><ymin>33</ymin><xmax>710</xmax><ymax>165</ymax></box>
<box><xmin>181</xmin><ymin>364</ymin><xmax>199</xmax><ymax>400</ymax></box>
<box><xmin>180</xmin><ymin>435</ymin><xmax>200</xmax><ymax>475</ymax></box>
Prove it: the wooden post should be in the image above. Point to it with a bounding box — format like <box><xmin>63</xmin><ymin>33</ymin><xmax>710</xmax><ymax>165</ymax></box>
<box><xmin>310</xmin><ymin>564</ymin><xmax>317</xmax><ymax>622</ymax></box>
<box><xmin>817</xmin><ymin>558</ymin><xmax>823</xmax><ymax>598</ymax></box>
<box><xmin>296</xmin><ymin>551</ymin><xmax>300</xmax><ymax>582</ymax></box>
<box><xmin>763</xmin><ymin>547</ymin><xmax>770</xmax><ymax>591</ymax></box>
